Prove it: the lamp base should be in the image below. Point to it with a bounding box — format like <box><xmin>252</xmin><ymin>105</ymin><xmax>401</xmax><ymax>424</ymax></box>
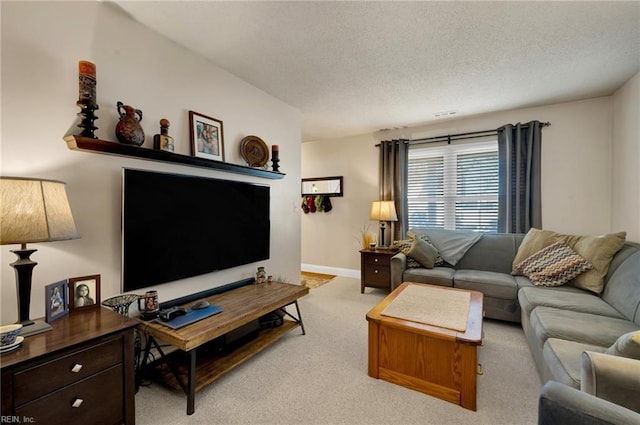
<box><xmin>19</xmin><ymin>320</ymin><xmax>52</xmax><ymax>337</ymax></box>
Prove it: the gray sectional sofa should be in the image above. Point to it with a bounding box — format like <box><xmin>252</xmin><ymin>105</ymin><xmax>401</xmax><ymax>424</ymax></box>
<box><xmin>390</xmin><ymin>229</ymin><xmax>527</xmax><ymax>322</ymax></box>
<box><xmin>389</xmin><ymin>228</ymin><xmax>640</xmax><ymax>420</ymax></box>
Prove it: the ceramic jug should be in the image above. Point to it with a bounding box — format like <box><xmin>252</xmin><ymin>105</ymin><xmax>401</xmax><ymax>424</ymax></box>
<box><xmin>115</xmin><ymin>101</ymin><xmax>145</xmax><ymax>146</ymax></box>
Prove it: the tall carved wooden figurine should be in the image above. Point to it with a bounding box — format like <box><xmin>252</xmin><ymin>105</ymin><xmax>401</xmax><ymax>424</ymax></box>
<box><xmin>154</xmin><ymin>118</ymin><xmax>175</xmax><ymax>152</ymax></box>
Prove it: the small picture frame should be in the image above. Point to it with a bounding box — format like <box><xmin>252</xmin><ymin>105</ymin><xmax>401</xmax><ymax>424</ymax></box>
<box><xmin>45</xmin><ymin>280</ymin><xmax>69</xmax><ymax>323</ymax></box>
<box><xmin>68</xmin><ymin>274</ymin><xmax>101</xmax><ymax>311</ymax></box>
<box><xmin>189</xmin><ymin>110</ymin><xmax>224</xmax><ymax>162</ymax></box>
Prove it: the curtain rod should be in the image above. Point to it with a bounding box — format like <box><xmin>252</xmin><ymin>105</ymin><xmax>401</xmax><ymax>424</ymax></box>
<box><xmin>377</xmin><ymin>121</ymin><xmax>550</xmax><ymax>146</ymax></box>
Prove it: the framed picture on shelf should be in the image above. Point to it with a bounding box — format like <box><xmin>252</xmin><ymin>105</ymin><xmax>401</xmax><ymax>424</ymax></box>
<box><xmin>68</xmin><ymin>274</ymin><xmax>101</xmax><ymax>311</ymax></box>
<box><xmin>189</xmin><ymin>110</ymin><xmax>224</xmax><ymax>162</ymax></box>
<box><xmin>44</xmin><ymin>280</ymin><xmax>69</xmax><ymax>323</ymax></box>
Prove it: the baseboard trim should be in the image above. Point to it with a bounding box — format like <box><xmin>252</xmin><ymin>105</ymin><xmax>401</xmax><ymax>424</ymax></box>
<box><xmin>301</xmin><ymin>264</ymin><xmax>360</xmax><ymax>279</ymax></box>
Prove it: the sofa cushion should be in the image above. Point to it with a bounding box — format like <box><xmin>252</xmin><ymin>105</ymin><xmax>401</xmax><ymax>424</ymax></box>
<box><xmin>457</xmin><ymin>232</ymin><xmax>525</xmax><ymax>274</ymax></box>
<box><xmin>518</xmin><ymin>286</ymin><xmax>624</xmax><ymax>319</ymax></box>
<box><xmin>407</xmin><ymin>237</ymin><xmax>439</xmax><ymax>269</ymax></box>
<box><xmin>454</xmin><ymin>270</ymin><xmax>518</xmax><ymax>300</ymax></box>
<box><xmin>403</xmin><ymin>267</ymin><xmax>454</xmax><ymax>287</ymax></box>
<box><xmin>530</xmin><ymin>307</ymin><xmax>640</xmax><ymax>348</ymax></box>
<box><xmin>515</xmin><ymin>275</ymin><xmax>534</xmax><ymax>290</ymax></box>
<box><xmin>543</xmin><ymin>338</ymin><xmax>606</xmax><ymax>388</ymax></box>
<box><xmin>605</xmin><ymin>331</ymin><xmax>640</xmax><ymax>360</ymax></box>
<box><xmin>516</xmin><ymin>241</ymin><xmax>592</xmax><ymax>287</ymax></box>
<box><xmin>602</xmin><ymin>251</ymin><xmax>640</xmax><ymax>325</ymax></box>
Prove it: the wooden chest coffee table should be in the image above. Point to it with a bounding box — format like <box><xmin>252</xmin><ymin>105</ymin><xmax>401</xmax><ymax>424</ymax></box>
<box><xmin>366</xmin><ymin>282</ymin><xmax>483</xmax><ymax>410</ymax></box>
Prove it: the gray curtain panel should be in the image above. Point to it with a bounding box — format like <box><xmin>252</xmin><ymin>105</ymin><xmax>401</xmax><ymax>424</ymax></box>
<box><xmin>497</xmin><ymin>121</ymin><xmax>543</xmax><ymax>233</ymax></box>
<box><xmin>378</xmin><ymin>139</ymin><xmax>409</xmax><ymax>245</ymax></box>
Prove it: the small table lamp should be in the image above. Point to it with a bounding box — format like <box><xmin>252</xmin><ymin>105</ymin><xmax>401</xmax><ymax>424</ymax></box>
<box><xmin>370</xmin><ymin>200</ymin><xmax>398</xmax><ymax>249</ymax></box>
<box><xmin>1</xmin><ymin>177</ymin><xmax>80</xmax><ymax>336</ymax></box>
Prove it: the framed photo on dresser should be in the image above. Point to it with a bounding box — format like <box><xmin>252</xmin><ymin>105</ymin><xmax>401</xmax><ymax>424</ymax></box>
<box><xmin>68</xmin><ymin>274</ymin><xmax>101</xmax><ymax>311</ymax></box>
<box><xmin>45</xmin><ymin>280</ymin><xmax>69</xmax><ymax>323</ymax></box>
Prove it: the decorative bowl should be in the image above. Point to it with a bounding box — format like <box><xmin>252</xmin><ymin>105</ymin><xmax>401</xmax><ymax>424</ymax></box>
<box><xmin>102</xmin><ymin>294</ymin><xmax>140</xmax><ymax>316</ymax></box>
<box><xmin>0</xmin><ymin>324</ymin><xmax>23</xmax><ymax>346</ymax></box>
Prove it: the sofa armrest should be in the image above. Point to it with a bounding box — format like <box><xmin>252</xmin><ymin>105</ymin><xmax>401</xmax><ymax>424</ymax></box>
<box><xmin>390</xmin><ymin>252</ymin><xmax>406</xmax><ymax>291</ymax></box>
<box><xmin>539</xmin><ymin>381</ymin><xmax>640</xmax><ymax>425</ymax></box>
<box><xmin>581</xmin><ymin>351</ymin><xmax>640</xmax><ymax>413</ymax></box>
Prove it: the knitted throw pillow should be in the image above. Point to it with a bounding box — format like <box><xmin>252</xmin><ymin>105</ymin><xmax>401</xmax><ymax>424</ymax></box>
<box><xmin>516</xmin><ymin>241</ymin><xmax>593</xmax><ymax>287</ymax></box>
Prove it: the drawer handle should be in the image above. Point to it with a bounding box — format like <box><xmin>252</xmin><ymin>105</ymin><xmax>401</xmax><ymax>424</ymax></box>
<box><xmin>374</xmin><ymin>270</ymin><xmax>379</xmax><ymax>274</ymax></box>
<box><xmin>71</xmin><ymin>363</ymin><xmax>83</xmax><ymax>373</ymax></box>
<box><xmin>72</xmin><ymin>398</ymin><xmax>84</xmax><ymax>408</ymax></box>
<box><xmin>374</xmin><ymin>258</ymin><xmax>379</xmax><ymax>262</ymax></box>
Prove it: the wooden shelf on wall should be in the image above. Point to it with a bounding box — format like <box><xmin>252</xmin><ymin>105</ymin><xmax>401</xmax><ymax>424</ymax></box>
<box><xmin>64</xmin><ymin>135</ymin><xmax>285</xmax><ymax>179</ymax></box>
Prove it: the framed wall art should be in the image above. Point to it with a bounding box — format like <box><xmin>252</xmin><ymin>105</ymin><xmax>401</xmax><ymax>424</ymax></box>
<box><xmin>189</xmin><ymin>110</ymin><xmax>224</xmax><ymax>162</ymax></box>
<box><xmin>45</xmin><ymin>280</ymin><xmax>69</xmax><ymax>323</ymax></box>
<box><xmin>68</xmin><ymin>274</ymin><xmax>101</xmax><ymax>311</ymax></box>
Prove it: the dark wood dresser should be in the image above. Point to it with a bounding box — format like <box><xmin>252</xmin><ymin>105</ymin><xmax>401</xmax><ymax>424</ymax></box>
<box><xmin>1</xmin><ymin>307</ymin><xmax>137</xmax><ymax>425</ymax></box>
<box><xmin>360</xmin><ymin>248</ymin><xmax>399</xmax><ymax>293</ymax></box>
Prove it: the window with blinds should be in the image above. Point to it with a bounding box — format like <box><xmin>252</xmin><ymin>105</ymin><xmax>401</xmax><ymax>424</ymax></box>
<box><xmin>407</xmin><ymin>141</ymin><xmax>498</xmax><ymax>232</ymax></box>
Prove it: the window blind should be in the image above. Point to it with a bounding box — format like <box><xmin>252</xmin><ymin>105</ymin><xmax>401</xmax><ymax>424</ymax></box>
<box><xmin>407</xmin><ymin>141</ymin><xmax>498</xmax><ymax>232</ymax></box>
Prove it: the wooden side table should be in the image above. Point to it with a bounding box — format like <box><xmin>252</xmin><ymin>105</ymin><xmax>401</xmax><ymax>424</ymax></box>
<box><xmin>360</xmin><ymin>248</ymin><xmax>399</xmax><ymax>293</ymax></box>
<box><xmin>0</xmin><ymin>308</ymin><xmax>137</xmax><ymax>425</ymax></box>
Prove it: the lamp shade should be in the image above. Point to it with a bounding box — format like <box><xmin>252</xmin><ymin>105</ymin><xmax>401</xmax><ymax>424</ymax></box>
<box><xmin>370</xmin><ymin>200</ymin><xmax>398</xmax><ymax>222</ymax></box>
<box><xmin>1</xmin><ymin>177</ymin><xmax>80</xmax><ymax>245</ymax></box>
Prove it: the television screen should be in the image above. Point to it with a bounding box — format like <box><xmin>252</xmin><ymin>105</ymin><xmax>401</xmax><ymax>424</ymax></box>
<box><xmin>122</xmin><ymin>168</ymin><xmax>270</xmax><ymax>292</ymax></box>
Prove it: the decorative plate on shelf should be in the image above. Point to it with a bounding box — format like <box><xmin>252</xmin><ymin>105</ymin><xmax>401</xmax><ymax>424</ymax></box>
<box><xmin>240</xmin><ymin>135</ymin><xmax>269</xmax><ymax>168</ymax></box>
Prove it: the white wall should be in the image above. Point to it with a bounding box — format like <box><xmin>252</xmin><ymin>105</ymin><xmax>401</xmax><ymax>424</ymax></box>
<box><xmin>1</xmin><ymin>2</ymin><xmax>302</xmax><ymax>324</ymax></box>
<box><xmin>612</xmin><ymin>72</ymin><xmax>640</xmax><ymax>242</ymax></box>
<box><xmin>301</xmin><ymin>132</ymin><xmax>379</xmax><ymax>273</ymax></box>
<box><xmin>303</xmin><ymin>93</ymin><xmax>640</xmax><ymax>273</ymax></box>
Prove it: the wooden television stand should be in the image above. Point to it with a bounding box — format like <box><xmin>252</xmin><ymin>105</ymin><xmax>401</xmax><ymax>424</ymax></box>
<box><xmin>136</xmin><ymin>281</ymin><xmax>309</xmax><ymax>415</ymax></box>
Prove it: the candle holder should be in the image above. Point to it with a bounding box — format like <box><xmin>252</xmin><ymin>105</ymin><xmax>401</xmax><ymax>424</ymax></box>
<box><xmin>271</xmin><ymin>145</ymin><xmax>280</xmax><ymax>172</ymax></box>
<box><xmin>76</xmin><ymin>101</ymin><xmax>99</xmax><ymax>139</ymax></box>
<box><xmin>271</xmin><ymin>156</ymin><xmax>280</xmax><ymax>172</ymax></box>
<box><xmin>76</xmin><ymin>61</ymin><xmax>98</xmax><ymax>138</ymax></box>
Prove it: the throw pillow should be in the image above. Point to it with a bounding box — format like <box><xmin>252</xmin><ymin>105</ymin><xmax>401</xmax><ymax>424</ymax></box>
<box><xmin>392</xmin><ymin>236</ymin><xmax>444</xmax><ymax>268</ymax></box>
<box><xmin>568</xmin><ymin>232</ymin><xmax>626</xmax><ymax>294</ymax></box>
<box><xmin>516</xmin><ymin>241</ymin><xmax>593</xmax><ymax>287</ymax></box>
<box><xmin>605</xmin><ymin>331</ymin><xmax>640</xmax><ymax>360</ymax></box>
<box><xmin>512</xmin><ymin>228</ymin><xmax>626</xmax><ymax>294</ymax></box>
<box><xmin>407</xmin><ymin>237</ymin><xmax>439</xmax><ymax>269</ymax></box>
<box><xmin>391</xmin><ymin>239</ymin><xmax>422</xmax><ymax>268</ymax></box>
<box><xmin>511</xmin><ymin>228</ymin><xmax>561</xmax><ymax>275</ymax></box>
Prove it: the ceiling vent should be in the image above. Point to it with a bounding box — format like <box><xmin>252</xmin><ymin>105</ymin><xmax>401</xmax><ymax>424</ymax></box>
<box><xmin>434</xmin><ymin>110</ymin><xmax>457</xmax><ymax>118</ymax></box>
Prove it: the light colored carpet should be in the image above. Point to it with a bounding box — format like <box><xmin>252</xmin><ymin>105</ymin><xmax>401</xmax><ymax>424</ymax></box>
<box><xmin>301</xmin><ymin>271</ymin><xmax>336</xmax><ymax>289</ymax></box>
<box><xmin>135</xmin><ymin>276</ymin><xmax>541</xmax><ymax>425</ymax></box>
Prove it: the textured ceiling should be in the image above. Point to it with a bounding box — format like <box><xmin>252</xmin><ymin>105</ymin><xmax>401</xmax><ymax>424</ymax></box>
<box><xmin>113</xmin><ymin>1</ymin><xmax>640</xmax><ymax>141</ymax></box>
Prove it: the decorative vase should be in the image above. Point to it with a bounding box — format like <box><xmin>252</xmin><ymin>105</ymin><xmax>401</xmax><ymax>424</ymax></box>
<box><xmin>115</xmin><ymin>101</ymin><xmax>145</xmax><ymax>146</ymax></box>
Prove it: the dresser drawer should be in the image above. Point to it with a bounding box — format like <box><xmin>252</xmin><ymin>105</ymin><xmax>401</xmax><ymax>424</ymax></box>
<box><xmin>14</xmin><ymin>336</ymin><xmax>123</xmax><ymax>405</ymax></box>
<box><xmin>16</xmin><ymin>365</ymin><xmax>123</xmax><ymax>425</ymax></box>
<box><xmin>364</xmin><ymin>265</ymin><xmax>390</xmax><ymax>286</ymax></box>
<box><xmin>364</xmin><ymin>253</ymin><xmax>392</xmax><ymax>267</ymax></box>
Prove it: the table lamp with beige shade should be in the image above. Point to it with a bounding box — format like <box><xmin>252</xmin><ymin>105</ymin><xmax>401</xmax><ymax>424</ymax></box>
<box><xmin>1</xmin><ymin>177</ymin><xmax>80</xmax><ymax>336</ymax></box>
<box><xmin>370</xmin><ymin>200</ymin><xmax>398</xmax><ymax>249</ymax></box>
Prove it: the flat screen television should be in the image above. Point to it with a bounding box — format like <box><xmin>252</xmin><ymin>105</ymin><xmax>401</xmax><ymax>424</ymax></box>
<box><xmin>122</xmin><ymin>168</ymin><xmax>270</xmax><ymax>292</ymax></box>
